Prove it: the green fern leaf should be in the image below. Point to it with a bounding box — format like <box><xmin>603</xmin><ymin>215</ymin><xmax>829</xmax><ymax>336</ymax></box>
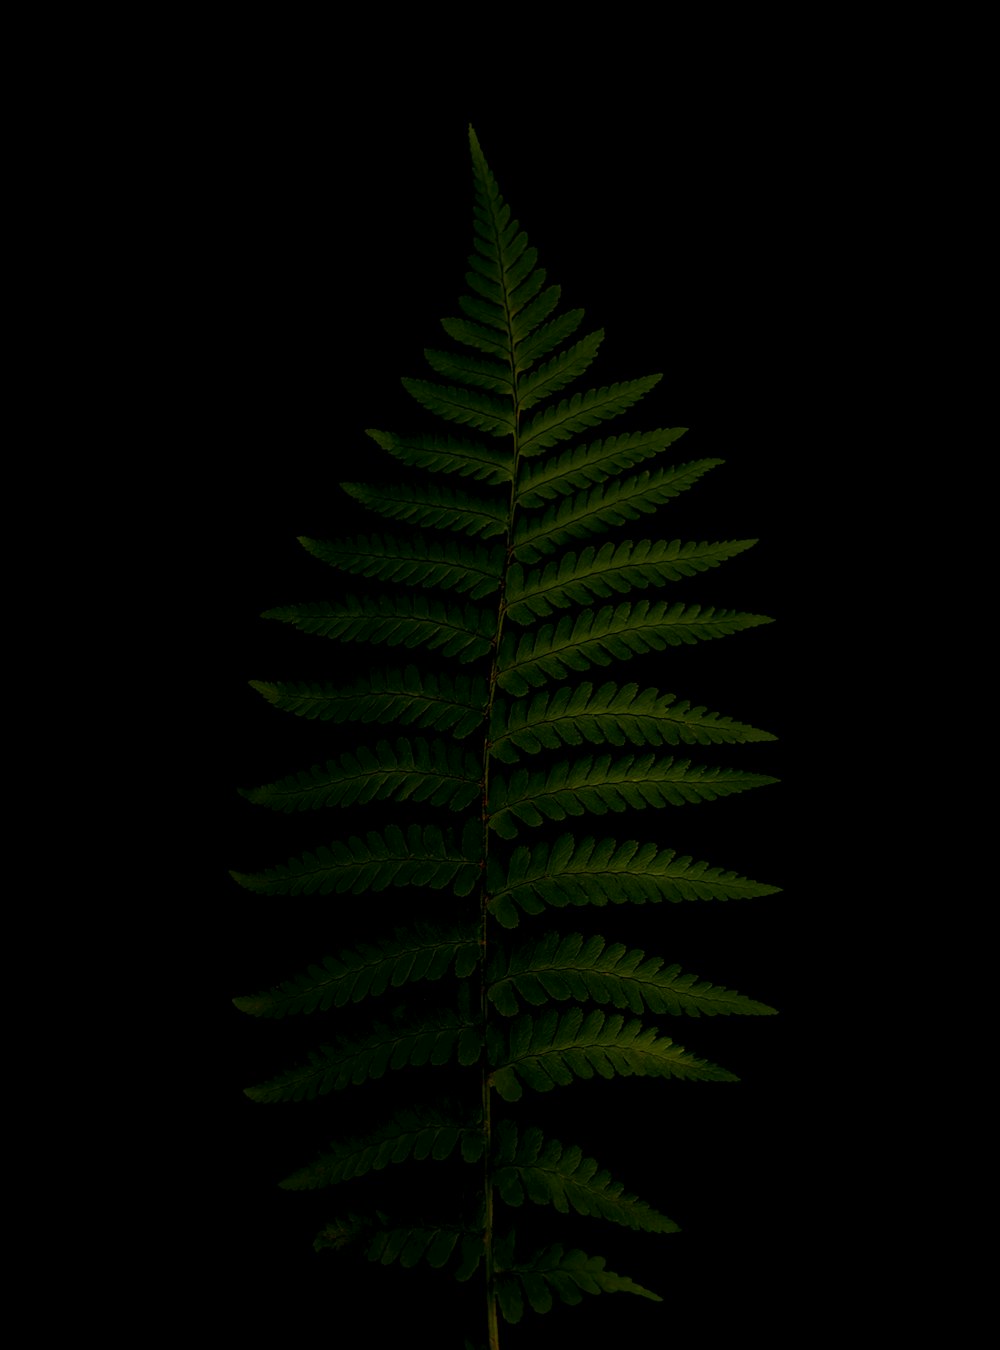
<box><xmin>497</xmin><ymin>602</ymin><xmax>773</xmax><ymax>696</ymax></box>
<box><xmin>423</xmin><ymin>347</ymin><xmax>513</xmax><ymax>396</ymax></box>
<box><xmin>231</xmin><ymin>821</ymin><xmax>480</xmax><ymax>897</ymax></box>
<box><xmin>506</xmin><ymin>537</ymin><xmax>756</xmax><ymax>620</ymax></box>
<box><xmin>507</xmin><ymin>307</ymin><xmax>583</xmax><ymax>371</ymax></box>
<box><xmin>298</xmin><ymin>534</ymin><xmax>503</xmax><ymax>598</ymax></box>
<box><xmin>249</xmin><ymin>667</ymin><xmax>487</xmax><ymax>738</ymax></box>
<box><xmin>456</xmin><ymin>289</ymin><xmax>511</xmax><ymax>334</ymax></box>
<box><xmin>497</xmin><ymin>1243</ymin><xmax>662</xmax><ymax>1320</ymax></box>
<box><xmin>513</xmin><ymin>461</ymin><xmax>723</xmax><ymax>561</ymax></box>
<box><xmin>488</xmin><ymin>755</ymin><xmax>777</xmax><ymax>838</ymax></box>
<box><xmin>516</xmin><ymin>330</ymin><xmax>604</xmax><ymax>411</ymax></box>
<box><xmin>488</xmin><ymin>1007</ymin><xmax>736</xmax><ymax>1102</ymax></box>
<box><xmin>365</xmin><ymin>428</ymin><xmax>512</xmax><ymax>485</ymax></box>
<box><xmin>518</xmin><ymin>377</ymin><xmax>662</xmax><ymax>457</ymax></box>
<box><xmin>263</xmin><ymin>596</ymin><xmax>494</xmax><ymax>663</ymax></box>
<box><xmin>487</xmin><ymin>834</ymin><xmax>779</xmax><ymax>928</ymax></box>
<box><xmin>236</xmin><ymin>126</ymin><xmax>779</xmax><ymax>1336</ymax></box>
<box><xmin>493</xmin><ymin>1120</ymin><xmax>678</xmax><ymax>1233</ymax></box>
<box><xmin>245</xmin><ymin>1007</ymin><xmax>480</xmax><ymax>1102</ymax></box>
<box><xmin>240</xmin><ymin>738</ymin><xmax>481</xmax><ymax>814</ymax></box>
<box><xmin>319</xmin><ymin>1209</ymin><xmax>480</xmax><ymax>1273</ymax></box>
<box><xmin>233</xmin><ymin>924</ymin><xmax>479</xmax><ymax>1018</ymax></box>
<box><xmin>402</xmin><ymin>377</ymin><xmax>514</xmax><ymax>437</ymax></box>
<box><xmin>340</xmin><ymin>481</ymin><xmax>507</xmax><ymax>538</ymax></box>
<box><xmin>280</xmin><ymin>1106</ymin><xmax>484</xmax><ymax>1190</ymax></box>
<box><xmin>438</xmin><ymin>313</ymin><xmax>509</xmax><ymax>358</ymax></box>
<box><xmin>366</xmin><ymin>1222</ymin><xmax>466</xmax><ymax>1271</ymax></box>
<box><xmin>489</xmin><ymin>681</ymin><xmax>775</xmax><ymax>764</ymax></box>
<box><xmin>488</xmin><ymin>932</ymin><xmax>776</xmax><ymax>1018</ymax></box>
<box><xmin>517</xmin><ymin>427</ymin><xmax>688</xmax><ymax>505</ymax></box>
<box><xmin>489</xmin><ymin>751</ymin><xmax>778</xmax><ymax>826</ymax></box>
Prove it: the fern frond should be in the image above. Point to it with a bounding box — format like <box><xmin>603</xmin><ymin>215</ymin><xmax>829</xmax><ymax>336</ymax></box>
<box><xmin>516</xmin><ymin>331</ymin><xmax>604</xmax><ymax>411</ymax></box>
<box><xmin>506</xmin><ymin>537</ymin><xmax>757</xmax><ymax>621</ymax></box>
<box><xmin>518</xmin><ymin>377</ymin><xmax>662</xmax><ymax>457</ymax></box>
<box><xmin>280</xmin><ymin>1105</ymin><xmax>484</xmax><ymax>1190</ymax></box>
<box><xmin>238</xmin><ymin>128</ymin><xmax>779</xmax><ymax>1332</ymax></box>
<box><xmin>456</xmin><ymin>289</ymin><xmax>511</xmax><ymax>334</ymax></box>
<box><xmin>263</xmin><ymin>596</ymin><xmax>494</xmax><ymax>663</ymax></box>
<box><xmin>316</xmin><ymin>1211</ymin><xmax>482</xmax><ymax>1278</ymax></box>
<box><xmin>439</xmin><ymin>314</ymin><xmax>509</xmax><ymax>358</ymax></box>
<box><xmin>489</xmin><ymin>681</ymin><xmax>775</xmax><ymax>764</ymax></box>
<box><xmin>298</xmin><ymin>534</ymin><xmax>503</xmax><ymax>599</ymax></box>
<box><xmin>233</xmin><ymin>923</ymin><xmax>479</xmax><ymax>1017</ymax></box>
<box><xmin>512</xmin><ymin>308</ymin><xmax>585</xmax><ymax>370</ymax></box>
<box><xmin>457</xmin><ymin>271</ymin><xmax>561</xmax><ymax>345</ymax></box>
<box><xmin>230</xmin><ymin>821</ymin><xmax>481</xmax><ymax>898</ymax></box>
<box><xmin>402</xmin><ymin>378</ymin><xmax>514</xmax><ymax>438</ymax></box>
<box><xmin>488</xmin><ymin>932</ymin><xmax>776</xmax><ymax>1019</ymax></box>
<box><xmin>517</xmin><ymin>427</ymin><xmax>688</xmax><ymax>505</ymax></box>
<box><xmin>365</xmin><ymin>428</ymin><xmax>512</xmax><ymax>485</ymax></box>
<box><xmin>497</xmin><ymin>602</ymin><xmax>774</xmax><ymax>695</ymax></box>
<box><xmin>366</xmin><ymin>1221</ymin><xmax>473</xmax><ymax>1272</ymax></box>
<box><xmin>249</xmin><ymin>667</ymin><xmax>487</xmax><ymax>738</ymax></box>
<box><xmin>245</xmin><ymin>1007</ymin><xmax>481</xmax><ymax>1102</ymax></box>
<box><xmin>487</xmin><ymin>834</ymin><xmax>779</xmax><ymax>928</ymax></box>
<box><xmin>496</xmin><ymin>1243</ymin><xmax>662</xmax><ymax>1321</ymax></box>
<box><xmin>240</xmin><ymin>738</ymin><xmax>482</xmax><ymax>814</ymax></box>
<box><xmin>340</xmin><ymin>482</ymin><xmax>507</xmax><ymax>539</ymax></box>
<box><xmin>488</xmin><ymin>1007</ymin><xmax>737</xmax><ymax>1103</ymax></box>
<box><xmin>513</xmin><ymin>460</ymin><xmax>723</xmax><ymax>561</ymax></box>
<box><xmin>493</xmin><ymin>1120</ymin><xmax>677</xmax><ymax>1233</ymax></box>
<box><xmin>488</xmin><ymin>755</ymin><xmax>777</xmax><ymax>838</ymax></box>
<box><xmin>315</xmin><ymin>1215</ymin><xmax>480</xmax><ymax>1274</ymax></box>
<box><xmin>423</xmin><ymin>348</ymin><xmax>513</xmax><ymax>397</ymax></box>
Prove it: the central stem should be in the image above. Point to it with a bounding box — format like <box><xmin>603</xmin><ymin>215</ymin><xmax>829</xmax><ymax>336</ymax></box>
<box><xmin>480</xmin><ymin>229</ymin><xmax>522</xmax><ymax>1350</ymax></box>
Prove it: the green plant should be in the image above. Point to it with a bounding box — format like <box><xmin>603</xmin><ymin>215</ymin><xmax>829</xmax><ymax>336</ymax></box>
<box><xmin>232</xmin><ymin>125</ymin><xmax>779</xmax><ymax>1348</ymax></box>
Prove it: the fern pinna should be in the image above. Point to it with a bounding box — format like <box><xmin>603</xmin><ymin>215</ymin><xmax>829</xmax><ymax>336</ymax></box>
<box><xmin>232</xmin><ymin>126</ymin><xmax>779</xmax><ymax>1347</ymax></box>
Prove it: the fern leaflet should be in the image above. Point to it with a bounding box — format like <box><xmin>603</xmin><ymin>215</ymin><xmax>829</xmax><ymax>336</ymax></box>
<box><xmin>249</xmin><ymin>667</ymin><xmax>487</xmax><ymax>737</ymax></box>
<box><xmin>487</xmin><ymin>931</ymin><xmax>776</xmax><ymax>1018</ymax></box>
<box><xmin>489</xmin><ymin>681</ymin><xmax>775</xmax><ymax>763</ymax></box>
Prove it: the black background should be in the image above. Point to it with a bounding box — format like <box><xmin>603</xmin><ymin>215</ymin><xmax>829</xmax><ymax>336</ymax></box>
<box><xmin>180</xmin><ymin>96</ymin><xmax>851</xmax><ymax>1346</ymax></box>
